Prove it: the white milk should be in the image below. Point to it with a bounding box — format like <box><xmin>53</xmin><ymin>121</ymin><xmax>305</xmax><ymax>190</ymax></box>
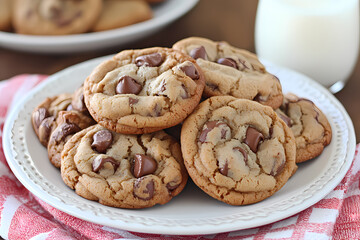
<box><xmin>255</xmin><ymin>0</ymin><xmax>359</xmax><ymax>92</ymax></box>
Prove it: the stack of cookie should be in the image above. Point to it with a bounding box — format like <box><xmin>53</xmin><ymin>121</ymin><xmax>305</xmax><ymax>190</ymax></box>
<box><xmin>31</xmin><ymin>37</ymin><xmax>332</xmax><ymax>208</ymax></box>
<box><xmin>1</xmin><ymin>0</ymin><xmax>162</xmax><ymax>34</ymax></box>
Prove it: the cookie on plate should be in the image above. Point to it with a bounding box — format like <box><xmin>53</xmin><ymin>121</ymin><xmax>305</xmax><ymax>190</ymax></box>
<box><xmin>84</xmin><ymin>47</ymin><xmax>205</xmax><ymax>134</ymax></box>
<box><xmin>173</xmin><ymin>37</ymin><xmax>283</xmax><ymax>109</ymax></box>
<box><xmin>31</xmin><ymin>93</ymin><xmax>73</xmax><ymax>147</ymax></box>
<box><xmin>61</xmin><ymin>124</ymin><xmax>188</xmax><ymax>208</ymax></box>
<box><xmin>181</xmin><ymin>96</ymin><xmax>296</xmax><ymax>205</ymax></box>
<box><xmin>92</xmin><ymin>0</ymin><xmax>152</xmax><ymax>32</ymax></box>
<box><xmin>275</xmin><ymin>93</ymin><xmax>332</xmax><ymax>163</ymax></box>
<box><xmin>13</xmin><ymin>0</ymin><xmax>102</xmax><ymax>35</ymax></box>
<box><xmin>0</xmin><ymin>0</ymin><xmax>11</xmax><ymax>31</ymax></box>
<box><xmin>47</xmin><ymin>110</ymin><xmax>95</xmax><ymax>168</ymax></box>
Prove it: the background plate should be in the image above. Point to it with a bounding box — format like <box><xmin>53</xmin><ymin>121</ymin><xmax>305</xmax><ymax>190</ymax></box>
<box><xmin>0</xmin><ymin>0</ymin><xmax>198</xmax><ymax>53</ymax></box>
<box><xmin>3</xmin><ymin>56</ymin><xmax>356</xmax><ymax>235</ymax></box>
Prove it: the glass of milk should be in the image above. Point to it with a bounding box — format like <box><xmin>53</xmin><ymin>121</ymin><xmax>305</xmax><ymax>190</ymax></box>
<box><xmin>255</xmin><ymin>0</ymin><xmax>359</xmax><ymax>93</ymax></box>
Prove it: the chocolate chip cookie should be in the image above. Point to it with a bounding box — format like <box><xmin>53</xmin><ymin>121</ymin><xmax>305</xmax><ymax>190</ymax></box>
<box><xmin>13</xmin><ymin>0</ymin><xmax>102</xmax><ymax>35</ymax></box>
<box><xmin>92</xmin><ymin>0</ymin><xmax>152</xmax><ymax>32</ymax></box>
<box><xmin>84</xmin><ymin>47</ymin><xmax>205</xmax><ymax>134</ymax></box>
<box><xmin>47</xmin><ymin>110</ymin><xmax>95</xmax><ymax>168</ymax></box>
<box><xmin>31</xmin><ymin>93</ymin><xmax>73</xmax><ymax>147</ymax></box>
<box><xmin>173</xmin><ymin>37</ymin><xmax>283</xmax><ymax>109</ymax></box>
<box><xmin>275</xmin><ymin>93</ymin><xmax>332</xmax><ymax>163</ymax></box>
<box><xmin>61</xmin><ymin>124</ymin><xmax>188</xmax><ymax>208</ymax></box>
<box><xmin>0</xmin><ymin>0</ymin><xmax>11</xmax><ymax>31</ymax></box>
<box><xmin>181</xmin><ymin>96</ymin><xmax>296</xmax><ymax>205</ymax></box>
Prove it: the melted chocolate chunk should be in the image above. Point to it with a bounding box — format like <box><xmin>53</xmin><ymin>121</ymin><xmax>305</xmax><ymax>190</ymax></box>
<box><xmin>179</xmin><ymin>63</ymin><xmax>200</xmax><ymax>80</ymax></box>
<box><xmin>199</xmin><ymin>121</ymin><xmax>229</xmax><ymax>142</ymax></box>
<box><xmin>198</xmin><ymin>121</ymin><xmax>228</xmax><ymax>143</ymax></box>
<box><xmin>189</xmin><ymin>46</ymin><xmax>207</xmax><ymax>60</ymax></box>
<box><xmin>219</xmin><ymin>160</ymin><xmax>229</xmax><ymax>176</ymax></box>
<box><xmin>33</xmin><ymin>108</ymin><xmax>49</xmax><ymax>129</ymax></box>
<box><xmin>116</xmin><ymin>76</ymin><xmax>142</xmax><ymax>95</ymax></box>
<box><xmin>133</xmin><ymin>178</ymin><xmax>155</xmax><ymax>200</ymax></box>
<box><xmin>92</xmin><ymin>156</ymin><xmax>119</xmax><ymax>172</ymax></box>
<box><xmin>132</xmin><ymin>154</ymin><xmax>157</xmax><ymax>178</ymax></box>
<box><xmin>38</xmin><ymin>116</ymin><xmax>55</xmax><ymax>145</ymax></box>
<box><xmin>244</xmin><ymin>127</ymin><xmax>264</xmax><ymax>153</ymax></box>
<box><xmin>135</xmin><ymin>53</ymin><xmax>163</xmax><ymax>67</ymax></box>
<box><xmin>233</xmin><ymin>147</ymin><xmax>248</xmax><ymax>164</ymax></box>
<box><xmin>72</xmin><ymin>87</ymin><xmax>87</xmax><ymax>112</ymax></box>
<box><xmin>129</xmin><ymin>97</ymin><xmax>139</xmax><ymax>106</ymax></box>
<box><xmin>91</xmin><ymin>130</ymin><xmax>113</xmax><ymax>153</ymax></box>
<box><xmin>166</xmin><ymin>181</ymin><xmax>180</xmax><ymax>191</ymax></box>
<box><xmin>52</xmin><ymin>123</ymin><xmax>80</xmax><ymax>143</ymax></box>
<box><xmin>217</xmin><ymin>58</ymin><xmax>237</xmax><ymax>69</ymax></box>
<box><xmin>278</xmin><ymin>112</ymin><xmax>292</xmax><ymax>127</ymax></box>
<box><xmin>270</xmin><ymin>153</ymin><xmax>285</xmax><ymax>176</ymax></box>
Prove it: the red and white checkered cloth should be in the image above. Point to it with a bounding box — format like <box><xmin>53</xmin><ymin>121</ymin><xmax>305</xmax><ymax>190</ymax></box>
<box><xmin>0</xmin><ymin>75</ymin><xmax>359</xmax><ymax>240</ymax></box>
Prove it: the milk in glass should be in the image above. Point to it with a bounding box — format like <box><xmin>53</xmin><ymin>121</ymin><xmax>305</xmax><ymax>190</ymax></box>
<box><xmin>255</xmin><ymin>0</ymin><xmax>359</xmax><ymax>92</ymax></box>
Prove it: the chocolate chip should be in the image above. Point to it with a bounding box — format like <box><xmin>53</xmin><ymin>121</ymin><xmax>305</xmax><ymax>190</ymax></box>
<box><xmin>132</xmin><ymin>154</ymin><xmax>157</xmax><ymax>178</ymax></box>
<box><xmin>52</xmin><ymin>123</ymin><xmax>81</xmax><ymax>143</ymax></box>
<box><xmin>129</xmin><ymin>97</ymin><xmax>139</xmax><ymax>106</ymax></box>
<box><xmin>135</xmin><ymin>53</ymin><xmax>163</xmax><ymax>67</ymax></box>
<box><xmin>244</xmin><ymin>127</ymin><xmax>264</xmax><ymax>153</ymax></box>
<box><xmin>133</xmin><ymin>178</ymin><xmax>154</xmax><ymax>200</ymax></box>
<box><xmin>166</xmin><ymin>181</ymin><xmax>180</xmax><ymax>191</ymax></box>
<box><xmin>38</xmin><ymin>116</ymin><xmax>55</xmax><ymax>146</ymax></box>
<box><xmin>33</xmin><ymin>108</ymin><xmax>49</xmax><ymax>129</ymax></box>
<box><xmin>217</xmin><ymin>58</ymin><xmax>237</xmax><ymax>69</ymax></box>
<box><xmin>198</xmin><ymin>121</ymin><xmax>228</xmax><ymax>143</ymax></box>
<box><xmin>219</xmin><ymin>161</ymin><xmax>229</xmax><ymax>176</ymax></box>
<box><xmin>91</xmin><ymin>130</ymin><xmax>113</xmax><ymax>153</ymax></box>
<box><xmin>233</xmin><ymin>147</ymin><xmax>248</xmax><ymax>164</ymax></box>
<box><xmin>116</xmin><ymin>76</ymin><xmax>142</xmax><ymax>95</ymax></box>
<box><xmin>278</xmin><ymin>112</ymin><xmax>292</xmax><ymax>127</ymax></box>
<box><xmin>189</xmin><ymin>46</ymin><xmax>207</xmax><ymax>60</ymax></box>
<box><xmin>72</xmin><ymin>87</ymin><xmax>87</xmax><ymax>112</ymax></box>
<box><xmin>92</xmin><ymin>156</ymin><xmax>119</xmax><ymax>172</ymax></box>
<box><xmin>270</xmin><ymin>152</ymin><xmax>285</xmax><ymax>176</ymax></box>
<box><xmin>179</xmin><ymin>63</ymin><xmax>199</xmax><ymax>80</ymax></box>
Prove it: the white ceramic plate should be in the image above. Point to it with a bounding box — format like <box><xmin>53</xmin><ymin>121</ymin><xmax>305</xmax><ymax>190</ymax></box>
<box><xmin>0</xmin><ymin>0</ymin><xmax>198</xmax><ymax>53</ymax></box>
<box><xmin>3</xmin><ymin>56</ymin><xmax>356</xmax><ymax>235</ymax></box>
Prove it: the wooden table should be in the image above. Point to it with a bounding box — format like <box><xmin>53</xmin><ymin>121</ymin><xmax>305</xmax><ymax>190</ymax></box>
<box><xmin>0</xmin><ymin>0</ymin><xmax>359</xmax><ymax>142</ymax></box>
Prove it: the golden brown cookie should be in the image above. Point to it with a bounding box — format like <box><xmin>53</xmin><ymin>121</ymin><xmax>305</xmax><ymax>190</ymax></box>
<box><xmin>31</xmin><ymin>93</ymin><xmax>72</xmax><ymax>147</ymax></box>
<box><xmin>61</xmin><ymin>124</ymin><xmax>188</xmax><ymax>209</ymax></box>
<box><xmin>13</xmin><ymin>0</ymin><xmax>102</xmax><ymax>35</ymax></box>
<box><xmin>173</xmin><ymin>37</ymin><xmax>283</xmax><ymax>109</ymax></box>
<box><xmin>84</xmin><ymin>47</ymin><xmax>205</xmax><ymax>134</ymax></box>
<box><xmin>181</xmin><ymin>96</ymin><xmax>296</xmax><ymax>205</ymax></box>
<box><xmin>92</xmin><ymin>0</ymin><xmax>152</xmax><ymax>32</ymax></box>
<box><xmin>275</xmin><ymin>93</ymin><xmax>332</xmax><ymax>163</ymax></box>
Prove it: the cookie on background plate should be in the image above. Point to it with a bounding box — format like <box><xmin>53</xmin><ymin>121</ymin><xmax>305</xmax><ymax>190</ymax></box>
<box><xmin>13</xmin><ymin>0</ymin><xmax>102</xmax><ymax>35</ymax></box>
<box><xmin>61</xmin><ymin>124</ymin><xmax>188</xmax><ymax>209</ymax></box>
<box><xmin>181</xmin><ymin>96</ymin><xmax>297</xmax><ymax>205</ymax></box>
<box><xmin>92</xmin><ymin>0</ymin><xmax>152</xmax><ymax>32</ymax></box>
<box><xmin>0</xmin><ymin>0</ymin><xmax>12</xmax><ymax>31</ymax></box>
<box><xmin>84</xmin><ymin>47</ymin><xmax>205</xmax><ymax>134</ymax></box>
<box><xmin>275</xmin><ymin>93</ymin><xmax>332</xmax><ymax>163</ymax></box>
<box><xmin>31</xmin><ymin>93</ymin><xmax>73</xmax><ymax>147</ymax></box>
<box><xmin>173</xmin><ymin>37</ymin><xmax>283</xmax><ymax>109</ymax></box>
